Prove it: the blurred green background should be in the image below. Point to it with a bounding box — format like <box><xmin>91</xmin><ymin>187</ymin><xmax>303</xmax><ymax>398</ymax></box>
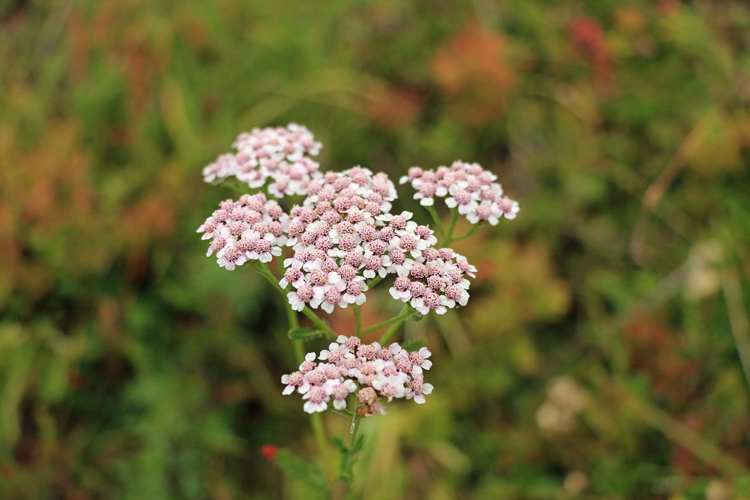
<box><xmin>2</xmin><ymin>0</ymin><xmax>750</xmax><ymax>498</ymax></box>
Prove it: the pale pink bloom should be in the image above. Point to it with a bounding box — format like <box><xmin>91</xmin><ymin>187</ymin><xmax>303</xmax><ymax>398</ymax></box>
<box><xmin>202</xmin><ymin>153</ymin><xmax>238</xmax><ymax>183</ymax></box>
<box><xmin>372</xmin><ymin>374</ymin><xmax>408</xmax><ymax>400</ymax></box>
<box><xmin>320</xmin><ymin>285</ymin><xmax>348</xmax><ymax>314</ymax></box>
<box><xmin>389</xmin><ymin>275</ymin><xmax>413</xmax><ymax>301</ymax></box>
<box><xmin>217</xmin><ymin>240</ymin><xmax>247</xmax><ymax>270</ymax></box>
<box><xmin>362</xmin><ymin>253</ymin><xmax>391</xmax><ymax>279</ymax></box>
<box><xmin>444</xmin><ymin>283</ymin><xmax>470</xmax><ymax>307</ymax></box>
<box><xmin>287</xmin><ymin>284</ymin><xmax>323</xmax><ymax>311</ymax></box>
<box><xmin>406</xmin><ymin>376</ymin><xmax>434</xmax><ymax>404</ymax></box>
<box><xmin>319</xmin><ymin>342</ymin><xmax>349</xmax><ymax>363</ymax></box>
<box><xmin>496</xmin><ymin>197</ymin><xmax>520</xmax><ymax>220</ymax></box>
<box><xmin>392</xmin><ymin>232</ymin><xmax>428</xmax><ymax>259</ymax></box>
<box><xmin>279</xmin><ymin>267</ymin><xmax>305</xmax><ymax>289</ymax></box>
<box><xmin>280</xmin><ymin>371</ymin><xmax>306</xmax><ymax>395</ymax></box>
<box><xmin>324</xmin><ymin>379</ymin><xmax>357</xmax><ymax>410</ymax></box>
<box><xmin>343</xmin><ymin>278</ymin><xmax>368</xmax><ymax>305</ymax></box>
<box><xmin>197</xmin><ymin>217</ymin><xmax>218</xmax><ymax>240</ymax></box>
<box><xmin>467</xmin><ymin>203</ymin><xmax>499</xmax><ymax>225</ymax></box>
<box><xmin>456</xmin><ymin>255</ymin><xmax>477</xmax><ymax>278</ymax></box>
<box><xmin>408</xmin><ymin>347</ymin><xmax>433</xmax><ymax>375</ymax></box>
<box><xmin>445</xmin><ymin>185</ymin><xmax>479</xmax><ymax>215</ymax></box>
<box><xmin>401</xmin><ymin>160</ymin><xmax>518</xmax><ymax>226</ymax></box>
<box><xmin>303</xmin><ymin>386</ymin><xmax>330</xmax><ymax>413</ymax></box>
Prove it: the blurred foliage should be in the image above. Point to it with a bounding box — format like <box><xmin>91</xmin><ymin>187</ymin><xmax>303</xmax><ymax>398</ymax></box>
<box><xmin>2</xmin><ymin>0</ymin><xmax>750</xmax><ymax>498</ymax></box>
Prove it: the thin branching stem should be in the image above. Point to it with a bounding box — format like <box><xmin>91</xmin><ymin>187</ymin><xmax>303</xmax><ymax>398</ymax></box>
<box><xmin>426</xmin><ymin>205</ymin><xmax>445</xmax><ymax>240</ymax></box>
<box><xmin>251</xmin><ymin>261</ymin><xmax>337</xmax><ymax>339</ymax></box>
<box><xmin>378</xmin><ymin>304</ymin><xmax>412</xmax><ymax>344</ymax></box>
<box><xmin>361</xmin><ymin>308</ymin><xmax>412</xmax><ymax>337</ymax></box>
<box><xmin>451</xmin><ymin>223</ymin><xmax>484</xmax><ymax>242</ymax></box>
<box><xmin>366</xmin><ymin>274</ymin><xmax>384</xmax><ymax>290</ymax></box>
<box><xmin>353</xmin><ymin>304</ymin><xmax>363</xmax><ymax>337</ymax></box>
<box><xmin>444</xmin><ymin>210</ymin><xmax>460</xmax><ymax>246</ymax></box>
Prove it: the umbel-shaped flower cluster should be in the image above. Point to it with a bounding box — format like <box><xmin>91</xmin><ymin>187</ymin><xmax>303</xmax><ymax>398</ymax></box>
<box><xmin>280</xmin><ymin>167</ymin><xmax>474</xmax><ymax>316</ymax></box>
<box><xmin>281</xmin><ymin>336</ymin><xmax>433</xmax><ymax>415</ymax></box>
<box><xmin>401</xmin><ymin>161</ymin><xmax>519</xmax><ymax>225</ymax></box>
<box><xmin>197</xmin><ymin>193</ymin><xmax>289</xmax><ymax>269</ymax></box>
<box><xmin>202</xmin><ymin>124</ymin><xmax>322</xmax><ymax>198</ymax></box>
<box><xmin>198</xmin><ymin>123</ymin><xmax>518</xmax><ymax>418</ymax></box>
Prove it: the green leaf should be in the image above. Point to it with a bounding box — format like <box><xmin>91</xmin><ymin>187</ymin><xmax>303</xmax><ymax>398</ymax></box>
<box><xmin>288</xmin><ymin>328</ymin><xmax>327</xmax><ymax>340</ymax></box>
<box><xmin>331</xmin><ymin>436</ymin><xmax>346</xmax><ymax>453</ymax></box>
<box><xmin>408</xmin><ymin>312</ymin><xmax>426</xmax><ymax>322</ymax></box>
<box><xmin>275</xmin><ymin>449</ymin><xmax>330</xmax><ymax>495</ymax></box>
<box><xmin>352</xmin><ymin>435</ymin><xmax>365</xmax><ymax>453</ymax></box>
<box><xmin>400</xmin><ymin>338</ymin><xmax>426</xmax><ymax>352</ymax></box>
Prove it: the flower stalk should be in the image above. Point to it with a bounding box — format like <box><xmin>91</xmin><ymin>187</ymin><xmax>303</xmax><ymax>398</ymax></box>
<box><xmin>198</xmin><ymin>124</ymin><xmax>519</xmax><ymax>497</ymax></box>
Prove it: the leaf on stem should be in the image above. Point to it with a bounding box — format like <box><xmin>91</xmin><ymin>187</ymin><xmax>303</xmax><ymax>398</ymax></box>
<box><xmin>400</xmin><ymin>338</ymin><xmax>427</xmax><ymax>352</ymax></box>
<box><xmin>352</xmin><ymin>435</ymin><xmax>365</xmax><ymax>453</ymax></box>
<box><xmin>332</xmin><ymin>436</ymin><xmax>347</xmax><ymax>453</ymax></box>
<box><xmin>289</xmin><ymin>328</ymin><xmax>327</xmax><ymax>340</ymax></box>
<box><xmin>409</xmin><ymin>312</ymin><xmax>426</xmax><ymax>322</ymax></box>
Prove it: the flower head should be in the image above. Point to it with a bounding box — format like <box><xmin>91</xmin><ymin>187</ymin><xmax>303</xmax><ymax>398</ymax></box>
<box><xmin>202</xmin><ymin>124</ymin><xmax>323</xmax><ymax>197</ymax></box>
<box><xmin>280</xmin><ymin>337</ymin><xmax>434</xmax><ymax>415</ymax></box>
<box><xmin>401</xmin><ymin>160</ymin><xmax>519</xmax><ymax>226</ymax></box>
<box><xmin>198</xmin><ymin>194</ymin><xmax>289</xmax><ymax>269</ymax></box>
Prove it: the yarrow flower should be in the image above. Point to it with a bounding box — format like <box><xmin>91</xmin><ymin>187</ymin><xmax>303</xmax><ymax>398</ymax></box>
<box><xmin>280</xmin><ymin>336</ymin><xmax>434</xmax><ymax>414</ymax></box>
<box><xmin>399</xmin><ymin>160</ymin><xmax>520</xmax><ymax>225</ymax></box>
<box><xmin>389</xmin><ymin>246</ymin><xmax>473</xmax><ymax>315</ymax></box>
<box><xmin>197</xmin><ymin>193</ymin><xmax>289</xmax><ymax>269</ymax></box>
<box><xmin>197</xmin><ymin>126</ymin><xmax>516</xmax><ymax>321</ymax></box>
<box><xmin>202</xmin><ymin>123</ymin><xmax>323</xmax><ymax>197</ymax></box>
<box><xmin>281</xmin><ymin>167</ymin><xmax>400</xmax><ymax>313</ymax></box>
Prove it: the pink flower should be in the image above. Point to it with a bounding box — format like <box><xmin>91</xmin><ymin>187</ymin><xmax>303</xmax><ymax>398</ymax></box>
<box><xmin>204</xmin><ymin>124</ymin><xmax>323</xmax><ymax>197</ymax></box>
<box><xmin>216</xmin><ymin>240</ymin><xmax>246</xmax><ymax>270</ymax></box>
<box><xmin>287</xmin><ymin>284</ymin><xmax>323</xmax><ymax>312</ymax></box>
<box><xmin>280</xmin><ymin>371</ymin><xmax>306</xmax><ymax>395</ymax></box>
<box><xmin>324</xmin><ymin>379</ymin><xmax>357</xmax><ymax>409</ymax></box>
<box><xmin>406</xmin><ymin>376</ymin><xmax>434</xmax><ymax>404</ymax></box>
<box><xmin>280</xmin><ymin>336</ymin><xmax>436</xmax><ymax>415</ymax></box>
<box><xmin>408</xmin><ymin>347</ymin><xmax>433</xmax><ymax>374</ymax></box>
<box><xmin>400</xmin><ymin>160</ymin><xmax>518</xmax><ymax>226</ymax></box>
<box><xmin>303</xmin><ymin>386</ymin><xmax>330</xmax><ymax>413</ymax></box>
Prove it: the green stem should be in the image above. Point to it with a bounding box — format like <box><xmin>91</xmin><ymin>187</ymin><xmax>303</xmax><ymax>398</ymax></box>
<box><xmin>425</xmin><ymin>205</ymin><xmax>445</xmax><ymax>240</ymax></box>
<box><xmin>300</xmin><ymin>307</ymin><xmax>337</xmax><ymax>340</ymax></box>
<box><xmin>361</xmin><ymin>308</ymin><xmax>412</xmax><ymax>336</ymax></box>
<box><xmin>444</xmin><ymin>210</ymin><xmax>460</xmax><ymax>246</ymax></box>
<box><xmin>366</xmin><ymin>274</ymin><xmax>384</xmax><ymax>290</ymax></box>
<box><xmin>378</xmin><ymin>304</ymin><xmax>412</xmax><ymax>344</ymax></box>
<box><xmin>333</xmin><ymin>408</ymin><xmax>355</xmax><ymax>417</ymax></box>
<box><xmin>311</xmin><ymin>412</ymin><xmax>333</xmax><ymax>482</ymax></box>
<box><xmin>251</xmin><ymin>262</ymin><xmax>333</xmax><ymax>480</ymax></box>
<box><xmin>353</xmin><ymin>305</ymin><xmax>364</xmax><ymax>337</ymax></box>
<box><xmin>286</xmin><ymin>303</ymin><xmax>304</xmax><ymax>364</ymax></box>
<box><xmin>334</xmin><ymin>414</ymin><xmax>362</xmax><ymax>499</ymax></box>
<box><xmin>251</xmin><ymin>261</ymin><xmax>337</xmax><ymax>339</ymax></box>
<box><xmin>451</xmin><ymin>223</ymin><xmax>484</xmax><ymax>242</ymax></box>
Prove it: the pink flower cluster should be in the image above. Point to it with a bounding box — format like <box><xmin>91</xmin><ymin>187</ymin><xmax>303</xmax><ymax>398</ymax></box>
<box><xmin>197</xmin><ymin>193</ymin><xmax>289</xmax><ymax>270</ymax></box>
<box><xmin>281</xmin><ymin>336</ymin><xmax>434</xmax><ymax>415</ymax></box>
<box><xmin>388</xmin><ymin>247</ymin><xmax>475</xmax><ymax>315</ymax></box>
<box><xmin>281</xmin><ymin>167</ymin><xmax>401</xmax><ymax>313</ymax></box>
<box><xmin>399</xmin><ymin>160</ymin><xmax>519</xmax><ymax>225</ymax></box>
<box><xmin>202</xmin><ymin>124</ymin><xmax>322</xmax><ymax>197</ymax></box>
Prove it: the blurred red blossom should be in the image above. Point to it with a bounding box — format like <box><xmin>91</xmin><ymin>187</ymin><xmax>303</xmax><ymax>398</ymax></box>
<box><xmin>569</xmin><ymin>16</ymin><xmax>613</xmax><ymax>86</ymax></box>
<box><xmin>260</xmin><ymin>445</ymin><xmax>278</xmax><ymax>462</ymax></box>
